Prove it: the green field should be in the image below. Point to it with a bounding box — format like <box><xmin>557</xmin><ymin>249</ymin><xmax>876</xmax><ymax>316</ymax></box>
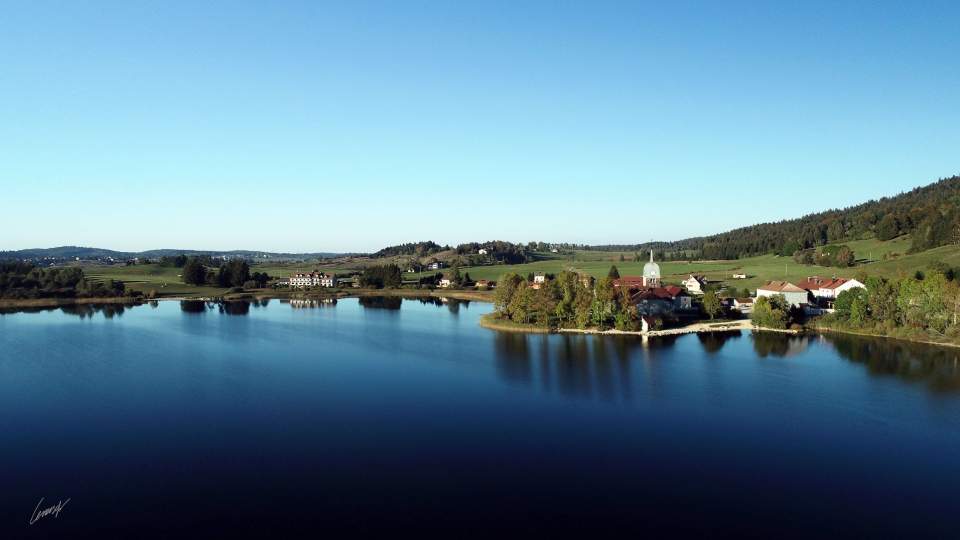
<box><xmin>83</xmin><ymin>264</ymin><xmax>231</xmax><ymax>297</ymax></box>
<box><xmin>82</xmin><ymin>235</ymin><xmax>958</xmax><ymax>298</ymax></box>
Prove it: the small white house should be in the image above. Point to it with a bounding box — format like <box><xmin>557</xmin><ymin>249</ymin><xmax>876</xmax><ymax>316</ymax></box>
<box><xmin>682</xmin><ymin>275</ymin><xmax>707</xmax><ymax>295</ymax></box>
<box><xmin>427</xmin><ymin>261</ymin><xmax>443</xmax><ymax>270</ymax></box>
<box><xmin>733</xmin><ymin>298</ymin><xmax>754</xmax><ymax>313</ymax></box>
<box><xmin>533</xmin><ymin>273</ymin><xmax>546</xmax><ymax>284</ymax></box>
<box><xmin>732</xmin><ymin>273</ymin><xmax>747</xmax><ymax>279</ymax></box>
<box><xmin>478</xmin><ymin>248</ymin><xmax>488</xmax><ymax>255</ymax></box>
<box><xmin>438</xmin><ymin>276</ymin><xmax>452</xmax><ymax>288</ymax></box>
<box><xmin>820</xmin><ymin>278</ymin><xmax>866</xmax><ymax>299</ymax></box>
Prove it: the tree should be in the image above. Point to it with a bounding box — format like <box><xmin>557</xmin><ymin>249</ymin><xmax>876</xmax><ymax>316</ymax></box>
<box><xmin>607</xmin><ymin>265</ymin><xmax>620</xmax><ymax>279</ymax></box>
<box><xmin>877</xmin><ymin>214</ymin><xmax>900</xmax><ymax>241</ymax></box>
<box><xmin>751</xmin><ymin>295</ymin><xmax>790</xmax><ymax>329</ymax></box>
<box><xmin>360</xmin><ymin>264</ymin><xmax>402</xmax><ymax>289</ymax></box>
<box><xmin>494</xmin><ymin>273</ymin><xmax>523</xmax><ymax>315</ymax></box>
<box><xmin>182</xmin><ymin>257</ymin><xmax>207</xmax><ymax>285</ymax></box>
<box><xmin>702</xmin><ymin>291</ymin><xmax>722</xmax><ymax>320</ymax></box>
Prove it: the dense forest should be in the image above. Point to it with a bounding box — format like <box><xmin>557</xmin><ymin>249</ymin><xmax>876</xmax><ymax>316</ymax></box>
<box><xmin>0</xmin><ymin>262</ymin><xmax>127</xmax><ymax>299</ymax></box>
<box><xmin>374</xmin><ymin>241</ymin><xmax>449</xmax><ymax>257</ymax></box>
<box><xmin>589</xmin><ymin>175</ymin><xmax>960</xmax><ymax>259</ymax></box>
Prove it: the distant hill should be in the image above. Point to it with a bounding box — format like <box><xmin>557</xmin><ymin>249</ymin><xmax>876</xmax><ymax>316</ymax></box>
<box><xmin>591</xmin><ymin>175</ymin><xmax>960</xmax><ymax>259</ymax></box>
<box><xmin>0</xmin><ymin>246</ymin><xmax>340</xmax><ymax>261</ymax></box>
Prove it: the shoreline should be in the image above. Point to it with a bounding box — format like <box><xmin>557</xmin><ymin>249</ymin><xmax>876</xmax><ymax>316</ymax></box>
<box><xmin>479</xmin><ymin>313</ymin><xmax>802</xmax><ymax>338</ymax></box>
<box><xmin>0</xmin><ymin>288</ymin><xmax>494</xmax><ymax>310</ymax></box>
<box><xmin>813</xmin><ymin>325</ymin><xmax>960</xmax><ymax>350</ymax></box>
<box><xmin>5</xmin><ymin>292</ymin><xmax>956</xmax><ymax>350</ymax></box>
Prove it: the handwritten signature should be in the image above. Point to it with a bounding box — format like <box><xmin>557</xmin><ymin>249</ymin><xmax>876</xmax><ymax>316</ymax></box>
<box><xmin>29</xmin><ymin>497</ymin><xmax>70</xmax><ymax>525</ymax></box>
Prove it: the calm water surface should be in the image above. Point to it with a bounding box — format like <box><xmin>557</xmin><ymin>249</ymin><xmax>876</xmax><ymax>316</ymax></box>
<box><xmin>2</xmin><ymin>298</ymin><xmax>960</xmax><ymax>537</ymax></box>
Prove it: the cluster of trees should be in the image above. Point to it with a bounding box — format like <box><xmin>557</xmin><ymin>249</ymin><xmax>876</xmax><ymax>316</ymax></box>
<box><xmin>182</xmin><ymin>257</ymin><xmax>254</xmax><ymax>288</ymax></box>
<box><xmin>825</xmin><ymin>268</ymin><xmax>960</xmax><ymax>342</ymax></box>
<box><xmin>0</xmin><ymin>262</ymin><xmax>126</xmax><ymax>299</ymax></box>
<box><xmin>493</xmin><ymin>270</ymin><xmax>646</xmax><ymax>331</ymax></box>
<box><xmin>374</xmin><ymin>241</ymin><xmax>448</xmax><ymax>257</ymax></box>
<box><xmin>750</xmin><ymin>295</ymin><xmax>801</xmax><ymax>329</ymax></box>
<box><xmin>584</xmin><ymin>176</ymin><xmax>960</xmax><ymax>259</ymax></box>
<box><xmin>360</xmin><ymin>264</ymin><xmax>402</xmax><ymax>288</ymax></box>
<box><xmin>455</xmin><ymin>241</ymin><xmax>530</xmax><ymax>264</ymax></box>
<box><xmin>158</xmin><ymin>254</ymin><xmax>189</xmax><ymax>268</ymax></box>
<box><xmin>792</xmin><ymin>244</ymin><xmax>856</xmax><ymax>267</ymax></box>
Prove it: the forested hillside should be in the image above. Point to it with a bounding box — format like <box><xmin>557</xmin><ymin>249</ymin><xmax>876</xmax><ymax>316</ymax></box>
<box><xmin>593</xmin><ymin>175</ymin><xmax>960</xmax><ymax>260</ymax></box>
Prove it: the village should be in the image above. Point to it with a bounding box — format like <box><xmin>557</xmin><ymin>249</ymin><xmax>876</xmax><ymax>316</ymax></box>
<box><xmin>273</xmin><ymin>249</ymin><xmax>867</xmax><ymax>333</ymax></box>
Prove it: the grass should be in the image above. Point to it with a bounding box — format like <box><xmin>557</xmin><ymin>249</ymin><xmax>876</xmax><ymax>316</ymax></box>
<box><xmin>81</xmin><ymin>234</ymin><xmax>958</xmax><ymax>298</ymax></box>
<box><xmin>82</xmin><ymin>264</ymin><xmax>231</xmax><ymax>297</ymax></box>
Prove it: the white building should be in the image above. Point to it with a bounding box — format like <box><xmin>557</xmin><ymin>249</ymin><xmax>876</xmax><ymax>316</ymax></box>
<box><xmin>642</xmin><ymin>250</ymin><xmax>661</xmax><ymax>287</ymax></box>
<box><xmin>732</xmin><ymin>273</ymin><xmax>747</xmax><ymax>279</ymax></box>
<box><xmin>533</xmin><ymin>273</ymin><xmax>546</xmax><ymax>284</ymax></box>
<box><xmin>682</xmin><ymin>274</ymin><xmax>707</xmax><ymax>295</ymax></box>
<box><xmin>478</xmin><ymin>248</ymin><xmax>488</xmax><ymax>255</ymax></box>
<box><xmin>757</xmin><ymin>281</ymin><xmax>809</xmax><ymax>307</ymax></box>
<box><xmin>797</xmin><ymin>276</ymin><xmax>866</xmax><ymax>299</ymax></box>
<box><xmin>733</xmin><ymin>298</ymin><xmax>754</xmax><ymax>313</ymax></box>
<box><xmin>427</xmin><ymin>261</ymin><xmax>443</xmax><ymax>270</ymax></box>
<box><xmin>289</xmin><ymin>272</ymin><xmax>337</xmax><ymax>288</ymax></box>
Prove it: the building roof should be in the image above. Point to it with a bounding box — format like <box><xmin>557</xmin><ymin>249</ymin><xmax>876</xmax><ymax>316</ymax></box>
<box><xmin>734</xmin><ymin>297</ymin><xmax>754</xmax><ymax>304</ymax></box>
<box><xmin>759</xmin><ymin>280</ymin><xmax>807</xmax><ymax>293</ymax></box>
<box><xmin>612</xmin><ymin>276</ymin><xmax>646</xmax><ymax>288</ymax></box>
<box><xmin>630</xmin><ymin>286</ymin><xmax>687</xmax><ymax>302</ymax></box>
<box><xmin>822</xmin><ymin>278</ymin><xmax>858</xmax><ymax>290</ymax></box>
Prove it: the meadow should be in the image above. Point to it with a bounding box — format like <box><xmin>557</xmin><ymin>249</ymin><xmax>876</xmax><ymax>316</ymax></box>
<box><xmin>80</xmin><ymin>234</ymin><xmax>955</xmax><ymax>298</ymax></box>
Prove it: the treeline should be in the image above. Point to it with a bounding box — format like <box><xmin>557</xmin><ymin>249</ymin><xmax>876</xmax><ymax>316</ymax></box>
<box><xmin>822</xmin><ymin>266</ymin><xmax>960</xmax><ymax>343</ymax></box>
<box><xmin>587</xmin><ymin>175</ymin><xmax>960</xmax><ymax>259</ymax></box>
<box><xmin>455</xmin><ymin>240</ymin><xmax>530</xmax><ymax>264</ymax></box>
<box><xmin>374</xmin><ymin>241</ymin><xmax>449</xmax><ymax>257</ymax></box>
<box><xmin>181</xmin><ymin>257</ymin><xmax>269</xmax><ymax>288</ymax></box>
<box><xmin>0</xmin><ymin>262</ymin><xmax>126</xmax><ymax>299</ymax></box>
<box><xmin>492</xmin><ymin>271</ymin><xmax>648</xmax><ymax>331</ymax></box>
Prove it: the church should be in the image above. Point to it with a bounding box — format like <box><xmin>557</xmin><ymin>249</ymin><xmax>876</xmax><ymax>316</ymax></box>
<box><xmin>612</xmin><ymin>251</ymin><xmax>692</xmax><ymax>315</ymax></box>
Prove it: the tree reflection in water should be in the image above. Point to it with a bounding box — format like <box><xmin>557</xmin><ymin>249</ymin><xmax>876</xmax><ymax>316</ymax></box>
<box><xmin>494</xmin><ymin>332</ymin><xmax>651</xmax><ymax>402</ymax></box>
<box><xmin>358</xmin><ymin>296</ymin><xmax>402</xmax><ymax>310</ymax></box>
<box><xmin>697</xmin><ymin>331</ymin><xmax>743</xmax><ymax>354</ymax></box>
<box><xmin>414</xmin><ymin>296</ymin><xmax>470</xmax><ymax>315</ymax></box>
<box><xmin>751</xmin><ymin>332</ymin><xmax>811</xmax><ymax>358</ymax></box>
<box><xmin>824</xmin><ymin>333</ymin><xmax>960</xmax><ymax>394</ymax></box>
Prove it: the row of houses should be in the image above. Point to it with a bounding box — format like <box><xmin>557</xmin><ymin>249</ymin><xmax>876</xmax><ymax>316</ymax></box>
<box><xmin>757</xmin><ymin>276</ymin><xmax>866</xmax><ymax>310</ymax></box>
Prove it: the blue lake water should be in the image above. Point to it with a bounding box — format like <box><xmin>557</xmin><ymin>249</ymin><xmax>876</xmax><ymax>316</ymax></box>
<box><xmin>2</xmin><ymin>297</ymin><xmax>960</xmax><ymax>537</ymax></box>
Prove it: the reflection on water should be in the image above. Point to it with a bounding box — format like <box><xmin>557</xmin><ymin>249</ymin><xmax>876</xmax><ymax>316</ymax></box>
<box><xmin>415</xmin><ymin>296</ymin><xmax>471</xmax><ymax>314</ymax></box>
<box><xmin>284</xmin><ymin>298</ymin><xmax>336</xmax><ymax>309</ymax></box>
<box><xmin>825</xmin><ymin>333</ymin><xmax>960</xmax><ymax>393</ymax></box>
<box><xmin>494</xmin><ymin>332</ymin><xmax>647</xmax><ymax>402</ymax></box>
<box><xmin>0</xmin><ymin>302</ymin><xmax>143</xmax><ymax>317</ymax></box>
<box><xmin>493</xmin><ymin>328</ymin><xmax>960</xmax><ymax>401</ymax></box>
<box><xmin>697</xmin><ymin>331</ymin><xmax>743</xmax><ymax>354</ymax></box>
<box><xmin>358</xmin><ymin>296</ymin><xmax>402</xmax><ymax>310</ymax></box>
<box><xmin>751</xmin><ymin>332</ymin><xmax>811</xmax><ymax>358</ymax></box>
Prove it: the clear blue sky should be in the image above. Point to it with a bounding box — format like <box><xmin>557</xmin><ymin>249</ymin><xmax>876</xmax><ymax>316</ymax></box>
<box><xmin>2</xmin><ymin>1</ymin><xmax>957</xmax><ymax>253</ymax></box>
